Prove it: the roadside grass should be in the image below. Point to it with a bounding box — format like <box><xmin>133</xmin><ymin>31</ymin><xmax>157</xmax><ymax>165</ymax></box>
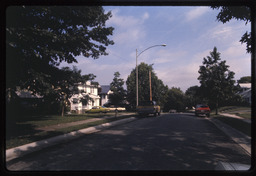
<box><xmin>213</xmin><ymin>115</ymin><xmax>251</xmax><ymax>137</ymax></box>
<box><xmin>11</xmin><ymin>113</ymin><xmax>119</xmax><ymax>128</ymax></box>
<box><xmin>219</xmin><ymin>106</ymin><xmax>250</xmax><ymax>112</ymax></box>
<box><xmin>217</xmin><ymin>106</ymin><xmax>251</xmax><ymax>119</ymax></box>
<box><xmin>234</xmin><ymin>112</ymin><xmax>251</xmax><ymax>119</ymax></box>
<box><xmin>6</xmin><ymin>112</ymin><xmax>135</xmax><ymax>149</ymax></box>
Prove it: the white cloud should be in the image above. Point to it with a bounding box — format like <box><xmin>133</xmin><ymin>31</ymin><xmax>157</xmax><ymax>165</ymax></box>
<box><xmin>142</xmin><ymin>12</ymin><xmax>149</xmax><ymax>20</ymax></box>
<box><xmin>222</xmin><ymin>43</ymin><xmax>250</xmax><ymax>80</ymax></box>
<box><xmin>107</xmin><ymin>9</ymin><xmax>138</xmax><ymax>28</ymax></box>
<box><xmin>106</xmin><ymin>8</ymin><xmax>147</xmax><ymax>45</ymax></box>
<box><xmin>152</xmin><ymin>50</ymin><xmax>187</xmax><ymax>64</ymax></box>
<box><xmin>185</xmin><ymin>7</ymin><xmax>210</xmax><ymax>22</ymax></box>
<box><xmin>155</xmin><ymin>61</ymin><xmax>200</xmax><ymax>91</ymax></box>
<box><xmin>199</xmin><ymin>21</ymin><xmax>249</xmax><ymax>46</ymax></box>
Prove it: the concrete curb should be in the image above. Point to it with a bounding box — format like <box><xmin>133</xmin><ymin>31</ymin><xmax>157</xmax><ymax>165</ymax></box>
<box><xmin>6</xmin><ymin>117</ymin><xmax>137</xmax><ymax>162</ymax></box>
<box><xmin>208</xmin><ymin>118</ymin><xmax>251</xmax><ymax>156</ymax></box>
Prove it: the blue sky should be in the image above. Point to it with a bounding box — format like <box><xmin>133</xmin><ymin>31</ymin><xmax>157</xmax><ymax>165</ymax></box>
<box><xmin>59</xmin><ymin>6</ymin><xmax>251</xmax><ymax>92</ymax></box>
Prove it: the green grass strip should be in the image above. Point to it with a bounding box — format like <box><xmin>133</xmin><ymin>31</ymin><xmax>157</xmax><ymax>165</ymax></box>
<box><xmin>6</xmin><ymin>115</ymin><xmax>134</xmax><ymax>149</ymax></box>
<box><xmin>215</xmin><ymin>116</ymin><xmax>251</xmax><ymax>137</ymax></box>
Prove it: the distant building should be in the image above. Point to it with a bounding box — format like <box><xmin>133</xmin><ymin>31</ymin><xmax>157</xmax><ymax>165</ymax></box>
<box><xmin>69</xmin><ymin>81</ymin><xmax>100</xmax><ymax>113</ymax></box>
<box><xmin>98</xmin><ymin>85</ymin><xmax>113</xmax><ymax>106</ymax></box>
<box><xmin>238</xmin><ymin>83</ymin><xmax>251</xmax><ymax>104</ymax></box>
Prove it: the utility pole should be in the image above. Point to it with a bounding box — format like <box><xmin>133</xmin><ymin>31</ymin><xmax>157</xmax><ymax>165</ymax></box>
<box><xmin>136</xmin><ymin>49</ymin><xmax>138</xmax><ymax>107</ymax></box>
<box><xmin>149</xmin><ymin>71</ymin><xmax>152</xmax><ymax>101</ymax></box>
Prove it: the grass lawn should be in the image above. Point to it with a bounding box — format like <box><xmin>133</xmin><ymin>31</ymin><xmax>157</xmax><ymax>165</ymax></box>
<box><xmin>218</xmin><ymin>106</ymin><xmax>251</xmax><ymax>119</ymax></box>
<box><xmin>214</xmin><ymin>115</ymin><xmax>251</xmax><ymax>137</ymax></box>
<box><xmin>6</xmin><ymin>112</ymin><xmax>135</xmax><ymax>149</ymax></box>
<box><xmin>234</xmin><ymin>112</ymin><xmax>251</xmax><ymax>119</ymax></box>
<box><xmin>218</xmin><ymin>106</ymin><xmax>251</xmax><ymax>113</ymax></box>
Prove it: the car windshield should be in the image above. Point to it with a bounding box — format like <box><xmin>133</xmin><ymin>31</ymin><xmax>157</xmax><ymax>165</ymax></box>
<box><xmin>139</xmin><ymin>101</ymin><xmax>153</xmax><ymax>106</ymax></box>
<box><xmin>197</xmin><ymin>105</ymin><xmax>208</xmax><ymax>108</ymax></box>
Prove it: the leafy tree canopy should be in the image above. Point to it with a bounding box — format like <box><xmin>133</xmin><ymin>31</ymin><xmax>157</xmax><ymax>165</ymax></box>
<box><xmin>238</xmin><ymin>76</ymin><xmax>251</xmax><ymax>83</ymax></box>
<box><xmin>6</xmin><ymin>6</ymin><xmax>114</xmax><ymax>97</ymax></box>
<box><xmin>126</xmin><ymin>62</ymin><xmax>168</xmax><ymax>108</ymax></box>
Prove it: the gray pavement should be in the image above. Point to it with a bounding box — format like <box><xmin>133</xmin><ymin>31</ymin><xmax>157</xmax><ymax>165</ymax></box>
<box><xmin>6</xmin><ymin>116</ymin><xmax>137</xmax><ymax>162</ymax></box>
<box><xmin>6</xmin><ymin>113</ymin><xmax>251</xmax><ymax>170</ymax></box>
<box><xmin>6</xmin><ymin>112</ymin><xmax>252</xmax><ymax>164</ymax></box>
<box><xmin>208</xmin><ymin>117</ymin><xmax>251</xmax><ymax>155</ymax></box>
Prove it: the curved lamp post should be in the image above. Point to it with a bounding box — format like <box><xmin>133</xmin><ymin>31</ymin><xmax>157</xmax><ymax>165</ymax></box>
<box><xmin>136</xmin><ymin>44</ymin><xmax>166</xmax><ymax>107</ymax></box>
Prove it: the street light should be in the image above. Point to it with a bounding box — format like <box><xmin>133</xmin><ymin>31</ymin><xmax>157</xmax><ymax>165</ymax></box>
<box><xmin>136</xmin><ymin>44</ymin><xmax>166</xmax><ymax>107</ymax></box>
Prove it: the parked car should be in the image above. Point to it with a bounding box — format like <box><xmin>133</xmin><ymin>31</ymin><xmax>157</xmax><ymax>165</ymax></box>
<box><xmin>137</xmin><ymin>101</ymin><xmax>161</xmax><ymax>116</ymax></box>
<box><xmin>195</xmin><ymin>104</ymin><xmax>210</xmax><ymax>117</ymax></box>
<box><xmin>108</xmin><ymin>106</ymin><xmax>126</xmax><ymax>112</ymax></box>
<box><xmin>86</xmin><ymin>106</ymin><xmax>110</xmax><ymax>113</ymax></box>
<box><xmin>169</xmin><ymin>109</ymin><xmax>177</xmax><ymax>113</ymax></box>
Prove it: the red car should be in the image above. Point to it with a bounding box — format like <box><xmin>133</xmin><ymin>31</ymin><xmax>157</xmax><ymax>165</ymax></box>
<box><xmin>195</xmin><ymin>104</ymin><xmax>210</xmax><ymax>117</ymax></box>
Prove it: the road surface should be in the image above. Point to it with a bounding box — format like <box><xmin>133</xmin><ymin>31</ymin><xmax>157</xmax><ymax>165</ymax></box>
<box><xmin>6</xmin><ymin>113</ymin><xmax>251</xmax><ymax>171</ymax></box>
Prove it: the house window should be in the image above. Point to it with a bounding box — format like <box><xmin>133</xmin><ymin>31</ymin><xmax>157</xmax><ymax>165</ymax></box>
<box><xmin>72</xmin><ymin>98</ymin><xmax>79</xmax><ymax>104</ymax></box>
<box><xmin>90</xmin><ymin>88</ymin><xmax>94</xmax><ymax>94</ymax></box>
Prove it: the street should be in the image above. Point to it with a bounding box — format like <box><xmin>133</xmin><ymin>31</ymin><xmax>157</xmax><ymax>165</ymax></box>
<box><xmin>6</xmin><ymin>113</ymin><xmax>251</xmax><ymax>171</ymax></box>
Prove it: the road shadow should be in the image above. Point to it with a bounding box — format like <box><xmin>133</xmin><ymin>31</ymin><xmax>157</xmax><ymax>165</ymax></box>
<box><xmin>6</xmin><ymin>114</ymin><xmax>251</xmax><ymax>171</ymax></box>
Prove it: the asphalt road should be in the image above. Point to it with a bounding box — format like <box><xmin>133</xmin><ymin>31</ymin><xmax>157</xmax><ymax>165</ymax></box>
<box><xmin>6</xmin><ymin>113</ymin><xmax>251</xmax><ymax>171</ymax></box>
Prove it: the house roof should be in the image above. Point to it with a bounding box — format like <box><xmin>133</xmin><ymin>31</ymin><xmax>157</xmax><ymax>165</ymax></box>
<box><xmin>100</xmin><ymin>85</ymin><xmax>111</xmax><ymax>94</ymax></box>
<box><xmin>76</xmin><ymin>81</ymin><xmax>99</xmax><ymax>88</ymax></box>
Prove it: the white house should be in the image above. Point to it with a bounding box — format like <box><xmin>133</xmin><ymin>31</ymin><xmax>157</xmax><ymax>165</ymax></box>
<box><xmin>98</xmin><ymin>85</ymin><xmax>113</xmax><ymax>106</ymax></box>
<box><xmin>238</xmin><ymin>83</ymin><xmax>251</xmax><ymax>104</ymax></box>
<box><xmin>69</xmin><ymin>81</ymin><xmax>100</xmax><ymax>113</ymax></box>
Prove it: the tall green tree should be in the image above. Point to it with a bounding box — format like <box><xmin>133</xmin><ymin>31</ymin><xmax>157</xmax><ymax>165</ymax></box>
<box><xmin>109</xmin><ymin>72</ymin><xmax>126</xmax><ymax>106</ymax></box>
<box><xmin>211</xmin><ymin>6</ymin><xmax>251</xmax><ymax>53</ymax></box>
<box><xmin>238</xmin><ymin>76</ymin><xmax>251</xmax><ymax>83</ymax></box>
<box><xmin>126</xmin><ymin>62</ymin><xmax>168</xmax><ymax>109</ymax></box>
<box><xmin>198</xmin><ymin>47</ymin><xmax>237</xmax><ymax>114</ymax></box>
<box><xmin>185</xmin><ymin>85</ymin><xmax>201</xmax><ymax>108</ymax></box>
<box><xmin>164</xmin><ymin>87</ymin><xmax>186</xmax><ymax>112</ymax></box>
<box><xmin>6</xmin><ymin>6</ymin><xmax>114</xmax><ymax>99</ymax></box>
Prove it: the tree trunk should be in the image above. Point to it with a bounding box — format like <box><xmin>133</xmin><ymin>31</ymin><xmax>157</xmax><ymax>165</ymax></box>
<box><xmin>61</xmin><ymin>103</ymin><xmax>64</xmax><ymax>117</ymax></box>
<box><xmin>215</xmin><ymin>101</ymin><xmax>219</xmax><ymax>115</ymax></box>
